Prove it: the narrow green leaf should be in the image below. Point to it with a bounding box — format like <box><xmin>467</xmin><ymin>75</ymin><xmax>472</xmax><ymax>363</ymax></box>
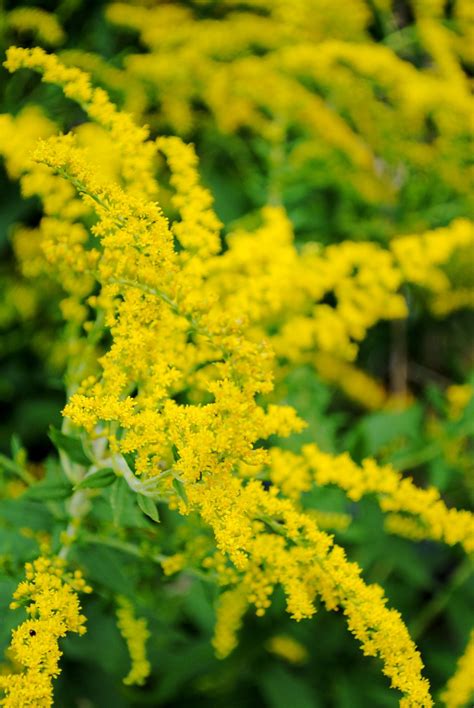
<box><xmin>172</xmin><ymin>477</ymin><xmax>188</xmax><ymax>505</ymax></box>
<box><xmin>75</xmin><ymin>468</ymin><xmax>116</xmax><ymax>490</ymax></box>
<box><xmin>136</xmin><ymin>493</ymin><xmax>160</xmax><ymax>522</ymax></box>
<box><xmin>22</xmin><ymin>479</ymin><xmax>72</xmax><ymax>501</ymax></box>
<box><xmin>49</xmin><ymin>427</ymin><xmax>91</xmax><ymax>466</ymax></box>
<box><xmin>110</xmin><ymin>478</ymin><xmax>128</xmax><ymax>527</ymax></box>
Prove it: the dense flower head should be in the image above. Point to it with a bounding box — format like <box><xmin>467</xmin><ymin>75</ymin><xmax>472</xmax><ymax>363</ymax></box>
<box><xmin>0</xmin><ymin>557</ymin><xmax>91</xmax><ymax>708</ymax></box>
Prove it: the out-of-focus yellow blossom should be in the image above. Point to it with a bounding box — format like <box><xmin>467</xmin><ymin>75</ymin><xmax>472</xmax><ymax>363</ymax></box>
<box><xmin>441</xmin><ymin>629</ymin><xmax>474</xmax><ymax>708</ymax></box>
<box><xmin>105</xmin><ymin>0</ymin><xmax>473</xmax><ymax>217</ymax></box>
<box><xmin>3</xmin><ymin>480</ymin><xmax>27</xmax><ymax>499</ymax></box>
<box><xmin>310</xmin><ymin>510</ymin><xmax>352</xmax><ymax>532</ymax></box>
<box><xmin>59</xmin><ymin>49</ymin><xmax>147</xmax><ymax>116</ymax></box>
<box><xmin>161</xmin><ymin>553</ymin><xmax>186</xmax><ymax>577</ymax></box>
<box><xmin>5</xmin><ymin>8</ymin><xmax>65</xmax><ymax>47</ymax></box>
<box><xmin>430</xmin><ymin>289</ymin><xmax>474</xmax><ymax>317</ymax></box>
<box><xmin>116</xmin><ymin>596</ymin><xmax>151</xmax><ymax>687</ymax></box>
<box><xmin>212</xmin><ymin>585</ymin><xmax>249</xmax><ymax>659</ymax></box>
<box><xmin>0</xmin><ymin>106</ymin><xmax>56</xmax><ymax>178</ymax></box>
<box><xmin>391</xmin><ymin>220</ymin><xmax>474</xmax><ymax>307</ymax></box>
<box><xmin>446</xmin><ymin>384</ymin><xmax>473</xmax><ymax>420</ymax></box>
<box><xmin>266</xmin><ymin>634</ymin><xmax>309</xmax><ymax>664</ymax></box>
<box><xmin>0</xmin><ymin>280</ymin><xmax>38</xmax><ymax>328</ymax></box>
<box><xmin>314</xmin><ymin>352</ymin><xmax>414</xmax><ymax>410</ymax></box>
<box><xmin>384</xmin><ymin>514</ymin><xmax>432</xmax><ymax>542</ymax></box>
<box><xmin>304</xmin><ymin>444</ymin><xmax>474</xmax><ymax>553</ymax></box>
<box><xmin>314</xmin><ymin>352</ymin><xmax>388</xmax><ymax>410</ymax></box>
<box><xmin>0</xmin><ymin>557</ymin><xmax>91</xmax><ymax>708</ymax></box>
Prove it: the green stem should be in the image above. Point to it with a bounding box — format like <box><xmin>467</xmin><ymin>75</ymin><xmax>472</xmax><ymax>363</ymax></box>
<box><xmin>81</xmin><ymin>532</ymin><xmax>165</xmax><ymax>563</ymax></box>
<box><xmin>79</xmin><ymin>533</ymin><xmax>214</xmax><ymax>583</ymax></box>
<box><xmin>58</xmin><ymin>488</ymin><xmax>90</xmax><ymax>559</ymax></box>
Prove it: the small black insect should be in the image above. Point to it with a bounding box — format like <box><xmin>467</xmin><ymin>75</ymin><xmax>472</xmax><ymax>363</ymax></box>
<box><xmin>29</xmin><ymin>629</ymin><xmax>36</xmax><ymax>637</ymax></box>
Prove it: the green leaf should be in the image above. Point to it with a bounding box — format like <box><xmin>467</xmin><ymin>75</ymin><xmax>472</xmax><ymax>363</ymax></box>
<box><xmin>0</xmin><ymin>498</ymin><xmax>55</xmax><ymax>530</ymax></box>
<box><xmin>75</xmin><ymin>467</ymin><xmax>116</xmax><ymax>490</ymax></box>
<box><xmin>350</xmin><ymin>404</ymin><xmax>423</xmax><ymax>458</ymax></box>
<box><xmin>136</xmin><ymin>493</ymin><xmax>160</xmax><ymax>522</ymax></box>
<box><xmin>16</xmin><ymin>458</ymin><xmax>71</xmax><ymax>501</ymax></box>
<box><xmin>110</xmin><ymin>477</ymin><xmax>128</xmax><ymax>527</ymax></box>
<box><xmin>92</xmin><ymin>488</ymin><xmax>149</xmax><ymax>529</ymax></box>
<box><xmin>172</xmin><ymin>477</ymin><xmax>188</xmax><ymax>505</ymax></box>
<box><xmin>22</xmin><ymin>477</ymin><xmax>73</xmax><ymax>501</ymax></box>
<box><xmin>49</xmin><ymin>426</ymin><xmax>91</xmax><ymax>466</ymax></box>
<box><xmin>73</xmin><ymin>545</ymin><xmax>135</xmax><ymax>595</ymax></box>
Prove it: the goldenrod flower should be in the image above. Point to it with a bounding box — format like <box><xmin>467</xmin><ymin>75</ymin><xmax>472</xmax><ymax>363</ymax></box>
<box><xmin>116</xmin><ymin>597</ymin><xmax>151</xmax><ymax>686</ymax></box>
<box><xmin>441</xmin><ymin>629</ymin><xmax>474</xmax><ymax>708</ymax></box>
<box><xmin>0</xmin><ymin>557</ymin><xmax>91</xmax><ymax>708</ymax></box>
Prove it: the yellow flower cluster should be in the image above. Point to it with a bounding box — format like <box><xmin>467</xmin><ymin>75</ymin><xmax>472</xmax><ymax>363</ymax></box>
<box><xmin>212</xmin><ymin>585</ymin><xmax>249</xmax><ymax>659</ymax></box>
<box><xmin>384</xmin><ymin>514</ymin><xmax>433</xmax><ymax>543</ymax></box>
<box><xmin>446</xmin><ymin>384</ymin><xmax>473</xmax><ymax>421</ymax></box>
<box><xmin>4</xmin><ymin>46</ymin><xmax>157</xmax><ymax>198</ymax></box>
<box><xmin>314</xmin><ymin>352</ymin><xmax>388</xmax><ymax>410</ymax></box>
<box><xmin>0</xmin><ymin>557</ymin><xmax>90</xmax><ymax>708</ymax></box>
<box><xmin>391</xmin><ymin>220</ymin><xmax>474</xmax><ymax>305</ymax></box>
<box><xmin>1</xmin><ymin>51</ymin><xmax>472</xmax><ymax>414</ymax></box>
<box><xmin>102</xmin><ymin>0</ymin><xmax>473</xmax><ymax>216</ymax></box>
<box><xmin>161</xmin><ymin>553</ymin><xmax>186</xmax><ymax>577</ymax></box>
<box><xmin>266</xmin><ymin>634</ymin><xmax>309</xmax><ymax>664</ymax></box>
<box><xmin>309</xmin><ymin>510</ymin><xmax>352</xmax><ymax>532</ymax></box>
<box><xmin>4</xmin><ymin>7</ymin><xmax>65</xmax><ymax>47</ymax></box>
<box><xmin>4</xmin><ymin>46</ymin><xmax>473</xmax><ymax>706</ymax></box>
<box><xmin>116</xmin><ymin>596</ymin><xmax>151</xmax><ymax>686</ymax></box>
<box><xmin>303</xmin><ymin>444</ymin><xmax>474</xmax><ymax>553</ymax></box>
<box><xmin>157</xmin><ymin>136</ymin><xmax>222</xmax><ymax>257</ymax></box>
<box><xmin>441</xmin><ymin>629</ymin><xmax>474</xmax><ymax>708</ymax></box>
<box><xmin>199</xmin><ymin>203</ymin><xmax>473</xmax><ymax>394</ymax></box>
<box><xmin>189</xmin><ymin>476</ymin><xmax>432</xmax><ymax>705</ymax></box>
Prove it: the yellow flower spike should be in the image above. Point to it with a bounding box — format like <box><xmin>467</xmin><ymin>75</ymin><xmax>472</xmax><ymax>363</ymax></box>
<box><xmin>3</xmin><ymin>46</ymin><xmax>158</xmax><ymax>198</ymax></box>
<box><xmin>212</xmin><ymin>585</ymin><xmax>249</xmax><ymax>659</ymax></box>
<box><xmin>303</xmin><ymin>444</ymin><xmax>474</xmax><ymax>554</ymax></box>
<box><xmin>157</xmin><ymin>136</ymin><xmax>223</xmax><ymax>257</ymax></box>
<box><xmin>5</xmin><ymin>8</ymin><xmax>65</xmax><ymax>47</ymax></box>
<box><xmin>116</xmin><ymin>596</ymin><xmax>151</xmax><ymax>687</ymax></box>
<box><xmin>196</xmin><ymin>474</ymin><xmax>432</xmax><ymax>705</ymax></box>
<box><xmin>0</xmin><ymin>557</ymin><xmax>90</xmax><ymax>707</ymax></box>
<box><xmin>441</xmin><ymin>629</ymin><xmax>474</xmax><ymax>708</ymax></box>
<box><xmin>384</xmin><ymin>514</ymin><xmax>432</xmax><ymax>542</ymax></box>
